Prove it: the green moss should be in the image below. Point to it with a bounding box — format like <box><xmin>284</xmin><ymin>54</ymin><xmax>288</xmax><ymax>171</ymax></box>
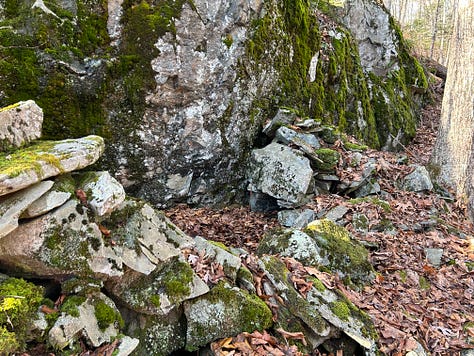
<box><xmin>330</xmin><ymin>300</ymin><xmax>350</xmax><ymax>321</ymax></box>
<box><xmin>308</xmin><ymin>276</ymin><xmax>326</xmax><ymax>292</ymax></box>
<box><xmin>209</xmin><ymin>282</ymin><xmax>272</xmax><ymax>331</ymax></box>
<box><xmin>60</xmin><ymin>295</ymin><xmax>86</xmax><ymax>317</ymax></box>
<box><xmin>343</xmin><ymin>141</ymin><xmax>368</xmax><ymax>152</ymax></box>
<box><xmin>419</xmin><ymin>276</ymin><xmax>430</xmax><ymax>290</ymax></box>
<box><xmin>0</xmin><ymin>140</ymin><xmax>65</xmax><ymax>178</ymax></box>
<box><xmin>163</xmin><ymin>261</ymin><xmax>193</xmax><ymax>302</ymax></box>
<box><xmin>94</xmin><ymin>299</ymin><xmax>124</xmax><ymax>331</ymax></box>
<box><xmin>399</xmin><ymin>270</ymin><xmax>407</xmax><ymax>283</ymax></box>
<box><xmin>0</xmin><ymin>278</ymin><xmax>44</xmax><ymax>352</ymax></box>
<box><xmin>305</xmin><ymin>219</ymin><xmax>375</xmax><ymax>286</ymax></box>
<box><xmin>223</xmin><ymin>33</ymin><xmax>233</xmax><ymax>48</ymax></box>
<box><xmin>150</xmin><ymin>294</ymin><xmax>161</xmax><ymax>308</ymax></box>
<box><xmin>348</xmin><ymin>196</ymin><xmax>391</xmax><ymax>213</ymax></box>
<box><xmin>0</xmin><ymin>326</ymin><xmax>20</xmax><ymax>354</ymax></box>
<box><xmin>313</xmin><ymin>148</ymin><xmax>340</xmax><ymax>171</ymax></box>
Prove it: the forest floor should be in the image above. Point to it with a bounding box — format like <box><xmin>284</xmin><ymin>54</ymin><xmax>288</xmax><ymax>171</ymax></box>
<box><xmin>165</xmin><ymin>87</ymin><xmax>474</xmax><ymax>355</ymax></box>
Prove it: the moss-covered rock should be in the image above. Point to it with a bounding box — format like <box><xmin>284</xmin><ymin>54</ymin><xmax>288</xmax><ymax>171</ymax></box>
<box><xmin>258</xmin><ymin>220</ymin><xmax>375</xmax><ymax>287</ymax></box>
<box><xmin>0</xmin><ymin>277</ymin><xmax>45</xmax><ymax>352</ymax></box>
<box><xmin>184</xmin><ymin>281</ymin><xmax>273</xmax><ymax>351</ymax></box>
<box><xmin>304</xmin><ymin>219</ymin><xmax>375</xmax><ymax>286</ymax></box>
<box><xmin>0</xmin><ymin>0</ymin><xmax>427</xmax><ymax>207</ymax></box>
<box><xmin>259</xmin><ymin>255</ymin><xmax>378</xmax><ymax>353</ymax></box>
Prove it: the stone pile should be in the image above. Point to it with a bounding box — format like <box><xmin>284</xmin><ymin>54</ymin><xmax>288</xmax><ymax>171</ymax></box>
<box><xmin>247</xmin><ymin>108</ymin><xmax>434</xmax><ymax>227</ymax></box>
<box><xmin>0</xmin><ymin>101</ymin><xmax>381</xmax><ymax>355</ymax></box>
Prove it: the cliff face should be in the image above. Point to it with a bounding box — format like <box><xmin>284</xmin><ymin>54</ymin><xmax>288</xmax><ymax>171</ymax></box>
<box><xmin>0</xmin><ymin>0</ymin><xmax>427</xmax><ymax>206</ymax></box>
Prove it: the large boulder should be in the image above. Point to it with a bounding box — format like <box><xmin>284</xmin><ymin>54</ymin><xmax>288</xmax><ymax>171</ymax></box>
<box><xmin>0</xmin><ymin>0</ymin><xmax>426</xmax><ymax>206</ymax></box>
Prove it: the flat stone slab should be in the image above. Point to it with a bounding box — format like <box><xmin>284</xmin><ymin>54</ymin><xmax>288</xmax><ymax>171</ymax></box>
<box><xmin>0</xmin><ymin>135</ymin><xmax>104</xmax><ymax>196</ymax></box>
<box><xmin>0</xmin><ymin>180</ymin><xmax>53</xmax><ymax>239</ymax></box>
<box><xmin>0</xmin><ymin>100</ymin><xmax>43</xmax><ymax>151</ymax></box>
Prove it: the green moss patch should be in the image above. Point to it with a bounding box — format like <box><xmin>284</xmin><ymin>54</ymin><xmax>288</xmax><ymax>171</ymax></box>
<box><xmin>0</xmin><ymin>278</ymin><xmax>44</xmax><ymax>352</ymax></box>
<box><xmin>94</xmin><ymin>299</ymin><xmax>124</xmax><ymax>331</ymax></box>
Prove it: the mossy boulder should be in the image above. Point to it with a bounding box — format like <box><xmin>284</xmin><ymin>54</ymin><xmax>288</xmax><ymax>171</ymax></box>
<box><xmin>183</xmin><ymin>281</ymin><xmax>273</xmax><ymax>351</ymax></box>
<box><xmin>259</xmin><ymin>255</ymin><xmax>378</xmax><ymax>354</ymax></box>
<box><xmin>0</xmin><ymin>0</ymin><xmax>426</xmax><ymax>207</ymax></box>
<box><xmin>258</xmin><ymin>219</ymin><xmax>375</xmax><ymax>287</ymax></box>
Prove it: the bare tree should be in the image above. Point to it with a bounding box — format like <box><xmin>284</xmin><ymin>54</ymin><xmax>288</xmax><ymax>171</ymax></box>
<box><xmin>430</xmin><ymin>0</ymin><xmax>474</xmax><ymax>218</ymax></box>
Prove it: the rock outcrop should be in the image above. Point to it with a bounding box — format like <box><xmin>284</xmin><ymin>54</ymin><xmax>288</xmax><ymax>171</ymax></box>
<box><xmin>0</xmin><ymin>0</ymin><xmax>427</xmax><ymax>207</ymax></box>
<box><xmin>0</xmin><ymin>101</ymin><xmax>381</xmax><ymax>355</ymax></box>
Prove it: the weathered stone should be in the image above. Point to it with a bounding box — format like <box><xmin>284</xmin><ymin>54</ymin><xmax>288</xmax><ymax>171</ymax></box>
<box><xmin>194</xmin><ymin>236</ymin><xmax>241</xmax><ymax>282</ymax></box>
<box><xmin>402</xmin><ymin>165</ymin><xmax>433</xmax><ymax>192</ymax></box>
<box><xmin>0</xmin><ymin>180</ymin><xmax>53</xmax><ymax>238</ymax></box>
<box><xmin>110</xmin><ymin>200</ymin><xmax>184</xmax><ymax>275</ymax></box>
<box><xmin>278</xmin><ymin>209</ymin><xmax>316</xmax><ymax>228</ymax></box>
<box><xmin>324</xmin><ymin>205</ymin><xmax>350</xmax><ymax>223</ymax></box>
<box><xmin>341</xmin><ymin>0</ymin><xmax>399</xmax><ymax>76</ymax></box>
<box><xmin>259</xmin><ymin>256</ymin><xmax>378</xmax><ymax>354</ymax></box>
<box><xmin>79</xmin><ymin>171</ymin><xmax>126</xmax><ymax>216</ymax></box>
<box><xmin>184</xmin><ymin>281</ymin><xmax>273</xmax><ymax>351</ymax></box>
<box><xmin>247</xmin><ymin>142</ymin><xmax>314</xmax><ymax>208</ymax></box>
<box><xmin>0</xmin><ymin>199</ymin><xmax>123</xmax><ymax>278</ymax></box>
<box><xmin>107</xmin><ymin>258</ymin><xmax>209</xmax><ymax>316</ymax></box>
<box><xmin>0</xmin><ymin>135</ymin><xmax>104</xmax><ymax>196</ymax></box>
<box><xmin>122</xmin><ymin>308</ymin><xmax>186</xmax><ymax>355</ymax></box>
<box><xmin>424</xmin><ymin>248</ymin><xmax>443</xmax><ymax>268</ymax></box>
<box><xmin>258</xmin><ymin>229</ymin><xmax>325</xmax><ymax>266</ymax></box>
<box><xmin>0</xmin><ymin>100</ymin><xmax>43</xmax><ymax>151</ymax></box>
<box><xmin>262</xmin><ymin>108</ymin><xmax>297</xmax><ymax>137</ymax></box>
<box><xmin>258</xmin><ymin>221</ymin><xmax>375</xmax><ymax>287</ymax></box>
<box><xmin>48</xmin><ymin>293</ymin><xmax>121</xmax><ymax>349</ymax></box>
<box><xmin>274</xmin><ymin>126</ymin><xmax>321</xmax><ymax>149</ymax></box>
<box><xmin>115</xmin><ymin>336</ymin><xmax>140</xmax><ymax>356</ymax></box>
<box><xmin>20</xmin><ymin>190</ymin><xmax>71</xmax><ymax>219</ymax></box>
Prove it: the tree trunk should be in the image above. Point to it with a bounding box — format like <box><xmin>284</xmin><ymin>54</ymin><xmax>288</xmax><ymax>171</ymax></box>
<box><xmin>429</xmin><ymin>0</ymin><xmax>441</xmax><ymax>59</ymax></box>
<box><xmin>430</xmin><ymin>0</ymin><xmax>474</xmax><ymax>218</ymax></box>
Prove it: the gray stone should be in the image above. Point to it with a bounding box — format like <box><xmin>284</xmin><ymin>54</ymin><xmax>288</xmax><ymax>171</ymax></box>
<box><xmin>111</xmin><ymin>200</ymin><xmax>183</xmax><ymax>275</ymax></box>
<box><xmin>48</xmin><ymin>293</ymin><xmax>121</xmax><ymax>349</ymax></box>
<box><xmin>323</xmin><ymin>205</ymin><xmax>349</xmax><ymax>222</ymax></box>
<box><xmin>20</xmin><ymin>190</ymin><xmax>71</xmax><ymax>218</ymax></box>
<box><xmin>353</xmin><ymin>181</ymin><xmax>381</xmax><ymax>197</ymax></box>
<box><xmin>258</xmin><ymin>229</ymin><xmax>325</xmax><ymax>266</ymax></box>
<box><xmin>194</xmin><ymin>236</ymin><xmax>242</xmax><ymax>282</ymax></box>
<box><xmin>278</xmin><ymin>209</ymin><xmax>315</xmax><ymax>228</ymax></box>
<box><xmin>115</xmin><ymin>336</ymin><xmax>140</xmax><ymax>356</ymax></box>
<box><xmin>0</xmin><ymin>199</ymin><xmax>124</xmax><ymax>278</ymax></box>
<box><xmin>274</xmin><ymin>126</ymin><xmax>321</xmax><ymax>149</ymax></box>
<box><xmin>352</xmin><ymin>213</ymin><xmax>369</xmax><ymax>233</ymax></box>
<box><xmin>0</xmin><ymin>180</ymin><xmax>53</xmax><ymax>238</ymax></box>
<box><xmin>341</xmin><ymin>0</ymin><xmax>399</xmax><ymax>76</ymax></box>
<box><xmin>259</xmin><ymin>256</ymin><xmax>378</xmax><ymax>354</ymax></box>
<box><xmin>0</xmin><ymin>100</ymin><xmax>43</xmax><ymax>151</ymax></box>
<box><xmin>258</xmin><ymin>220</ymin><xmax>375</xmax><ymax>286</ymax></box>
<box><xmin>262</xmin><ymin>109</ymin><xmax>296</xmax><ymax>137</ymax></box>
<box><xmin>247</xmin><ymin>142</ymin><xmax>314</xmax><ymax>208</ymax></box>
<box><xmin>80</xmin><ymin>171</ymin><xmax>126</xmax><ymax>216</ymax></box>
<box><xmin>0</xmin><ymin>135</ymin><xmax>104</xmax><ymax>196</ymax></box>
<box><xmin>108</xmin><ymin>258</ymin><xmax>209</xmax><ymax>316</ymax></box>
<box><xmin>424</xmin><ymin>248</ymin><xmax>443</xmax><ymax>268</ymax></box>
<box><xmin>402</xmin><ymin>165</ymin><xmax>433</xmax><ymax>192</ymax></box>
<box><xmin>461</xmin><ymin>350</ymin><xmax>474</xmax><ymax>356</ymax></box>
<box><xmin>184</xmin><ymin>282</ymin><xmax>272</xmax><ymax>350</ymax></box>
